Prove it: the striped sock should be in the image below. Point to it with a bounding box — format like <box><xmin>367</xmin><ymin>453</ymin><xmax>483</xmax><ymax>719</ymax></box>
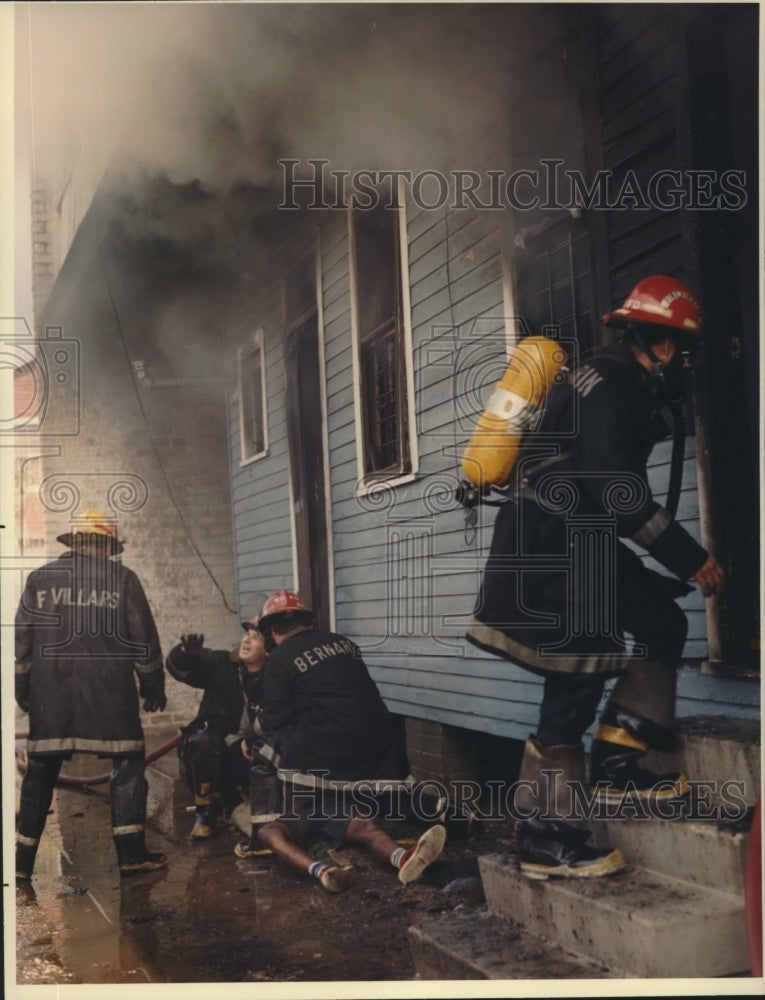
<box><xmin>309</xmin><ymin>861</ymin><xmax>329</xmax><ymax>880</ymax></box>
<box><xmin>390</xmin><ymin>847</ymin><xmax>406</xmax><ymax>869</ymax></box>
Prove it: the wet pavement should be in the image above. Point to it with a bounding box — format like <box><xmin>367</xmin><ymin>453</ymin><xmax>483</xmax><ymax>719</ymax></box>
<box><xmin>11</xmin><ymin>745</ymin><xmax>504</xmax><ymax>987</ymax></box>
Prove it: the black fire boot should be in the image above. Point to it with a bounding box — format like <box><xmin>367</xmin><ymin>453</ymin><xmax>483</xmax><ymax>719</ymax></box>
<box><xmin>16</xmin><ymin>754</ymin><xmax>64</xmax><ymax>886</ymax></box>
<box><xmin>249</xmin><ymin>760</ymin><xmax>283</xmax><ymax>825</ymax></box>
<box><xmin>589</xmin><ymin>740</ymin><xmax>689</xmax><ymax>801</ymax></box>
<box><xmin>233</xmin><ymin>762</ymin><xmax>283</xmax><ymax>859</ymax></box>
<box><xmin>514</xmin><ymin>737</ymin><xmax>627</xmax><ymax>879</ymax></box>
<box><xmin>191</xmin><ymin>802</ymin><xmax>222</xmax><ymax>840</ymax></box>
<box><xmin>589</xmin><ymin>703</ymin><xmax>688</xmax><ymax>802</ymax></box>
<box><xmin>518</xmin><ymin>818</ymin><xmax>627</xmax><ymax>880</ymax></box>
<box><xmin>16</xmin><ymin>840</ymin><xmax>38</xmax><ymax>886</ymax></box>
<box><xmin>114</xmin><ymin>832</ymin><xmax>168</xmax><ymax>877</ymax></box>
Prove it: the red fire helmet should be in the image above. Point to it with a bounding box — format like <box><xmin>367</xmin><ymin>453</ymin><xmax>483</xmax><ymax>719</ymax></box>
<box><xmin>258</xmin><ymin>589</ymin><xmax>311</xmax><ymax>630</ymax></box>
<box><xmin>602</xmin><ymin>275</ymin><xmax>703</xmax><ymax>336</ymax></box>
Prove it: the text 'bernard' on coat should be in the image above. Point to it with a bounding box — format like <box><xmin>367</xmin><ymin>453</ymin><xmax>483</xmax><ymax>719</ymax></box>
<box><xmin>254</xmin><ymin>627</ymin><xmax>412</xmax><ymax>789</ymax></box>
<box><xmin>467</xmin><ymin>343</ymin><xmax>708</xmax><ymax>677</ymax></box>
<box><xmin>166</xmin><ymin>642</ymin><xmax>264</xmax><ymax>744</ymax></box>
<box><xmin>15</xmin><ymin>551</ymin><xmax>163</xmax><ymax>756</ymax></box>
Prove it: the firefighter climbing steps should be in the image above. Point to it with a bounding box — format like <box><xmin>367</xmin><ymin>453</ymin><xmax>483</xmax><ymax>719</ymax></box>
<box><xmin>408</xmin><ymin>716</ymin><xmax>760</xmax><ymax>979</ymax></box>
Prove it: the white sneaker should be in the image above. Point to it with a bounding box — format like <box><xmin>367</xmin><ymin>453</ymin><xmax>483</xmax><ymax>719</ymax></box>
<box><xmin>319</xmin><ymin>865</ymin><xmax>358</xmax><ymax>893</ymax></box>
<box><xmin>398</xmin><ymin>825</ymin><xmax>446</xmax><ymax>884</ymax></box>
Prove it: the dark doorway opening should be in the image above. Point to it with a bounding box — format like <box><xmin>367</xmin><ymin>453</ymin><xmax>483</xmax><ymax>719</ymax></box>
<box><xmin>284</xmin><ymin>251</ymin><xmax>331</xmax><ymax>630</ymax></box>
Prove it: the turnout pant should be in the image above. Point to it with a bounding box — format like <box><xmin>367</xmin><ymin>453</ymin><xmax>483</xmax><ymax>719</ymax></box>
<box><xmin>521</xmin><ymin>585</ymin><xmax>689</xmax><ymax>823</ymax></box>
<box><xmin>178</xmin><ymin>722</ymin><xmax>249</xmax><ymax>816</ymax></box>
<box><xmin>249</xmin><ymin>752</ymin><xmax>284</xmax><ymax>828</ymax></box>
<box><xmin>538</xmin><ymin>579</ymin><xmax>688</xmax><ymax>748</ymax></box>
<box><xmin>17</xmin><ymin>753</ymin><xmax>150</xmax><ymax>876</ymax></box>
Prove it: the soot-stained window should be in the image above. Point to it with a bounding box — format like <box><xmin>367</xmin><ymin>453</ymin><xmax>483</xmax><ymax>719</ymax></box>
<box><xmin>352</xmin><ymin>199</ymin><xmax>411</xmax><ymax>481</ymax></box>
<box><xmin>238</xmin><ymin>331</ymin><xmax>267</xmax><ymax>464</ymax></box>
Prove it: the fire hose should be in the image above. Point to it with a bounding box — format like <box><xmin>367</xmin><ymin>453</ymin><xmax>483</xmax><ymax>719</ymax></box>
<box><xmin>15</xmin><ymin>732</ymin><xmax>181</xmax><ymax>787</ymax></box>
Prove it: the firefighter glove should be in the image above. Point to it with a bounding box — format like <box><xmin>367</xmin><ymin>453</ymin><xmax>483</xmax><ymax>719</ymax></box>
<box><xmin>180</xmin><ymin>633</ymin><xmax>205</xmax><ymax>652</ymax></box>
<box><xmin>139</xmin><ymin>669</ymin><xmax>167</xmax><ymax>713</ymax></box>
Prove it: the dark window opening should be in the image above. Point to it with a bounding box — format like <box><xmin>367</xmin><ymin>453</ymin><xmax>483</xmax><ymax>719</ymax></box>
<box><xmin>239</xmin><ymin>337</ymin><xmax>266</xmax><ymax>463</ymax></box>
<box><xmin>353</xmin><ymin>202</ymin><xmax>411</xmax><ymax>480</ymax></box>
<box><xmin>514</xmin><ymin>215</ymin><xmax>599</xmax><ymax>359</ymax></box>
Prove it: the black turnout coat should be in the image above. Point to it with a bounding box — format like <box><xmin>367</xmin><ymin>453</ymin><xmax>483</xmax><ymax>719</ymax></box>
<box><xmin>467</xmin><ymin>343</ymin><xmax>708</xmax><ymax>676</ymax></box>
<box><xmin>166</xmin><ymin>642</ymin><xmax>264</xmax><ymax>744</ymax></box>
<box><xmin>253</xmin><ymin>627</ymin><xmax>411</xmax><ymax>789</ymax></box>
<box><xmin>15</xmin><ymin>551</ymin><xmax>163</xmax><ymax>756</ymax></box>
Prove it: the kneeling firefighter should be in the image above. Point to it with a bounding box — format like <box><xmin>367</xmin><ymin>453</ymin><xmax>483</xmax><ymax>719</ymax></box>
<box><xmin>248</xmin><ymin>589</ymin><xmax>414</xmax><ymax>812</ymax></box>
<box><xmin>465</xmin><ymin>275</ymin><xmax>725</xmax><ymax>879</ymax></box>
<box><xmin>166</xmin><ymin>620</ymin><xmax>273</xmax><ymax>841</ymax></box>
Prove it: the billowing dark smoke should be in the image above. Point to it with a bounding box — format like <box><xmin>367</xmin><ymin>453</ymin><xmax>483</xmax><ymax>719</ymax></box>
<box><xmin>23</xmin><ymin>3</ymin><xmax>580</xmax><ymax>364</ymax></box>
<box><xmin>26</xmin><ymin>4</ymin><xmax>562</xmax><ymax>196</ymax></box>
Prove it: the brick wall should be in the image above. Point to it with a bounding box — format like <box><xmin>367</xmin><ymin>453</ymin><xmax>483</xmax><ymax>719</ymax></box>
<box><xmin>405</xmin><ymin>717</ymin><xmax>479</xmax><ymax>787</ymax></box>
<box><xmin>30</xmin><ymin>185</ymin><xmax>57</xmax><ymax>326</ymax></box>
<box><xmin>25</xmin><ymin>246</ymin><xmax>240</xmax><ymax>733</ymax></box>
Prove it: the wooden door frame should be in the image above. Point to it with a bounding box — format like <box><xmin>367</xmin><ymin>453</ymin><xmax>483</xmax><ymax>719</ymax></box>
<box><xmin>282</xmin><ymin>240</ymin><xmax>333</xmax><ymax>631</ymax></box>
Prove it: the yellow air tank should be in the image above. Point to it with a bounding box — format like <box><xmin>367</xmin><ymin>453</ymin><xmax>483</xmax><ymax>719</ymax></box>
<box><xmin>461</xmin><ymin>335</ymin><xmax>568</xmax><ymax>490</ymax></box>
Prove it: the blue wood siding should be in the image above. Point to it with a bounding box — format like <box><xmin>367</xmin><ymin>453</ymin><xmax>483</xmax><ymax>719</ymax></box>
<box><xmin>228</xmin><ymin>299</ymin><xmax>297</xmax><ymax>619</ymax></box>
<box><xmin>319</xmin><ymin>194</ymin><xmax>553</xmax><ymax>742</ymax></box>
<box><xmin>358</xmin><ymin>192</ymin><xmax>755</xmax><ymax>734</ymax></box>
<box><xmin>227</xmin><ymin>192</ymin><xmax>759</xmax><ymax>741</ymax></box>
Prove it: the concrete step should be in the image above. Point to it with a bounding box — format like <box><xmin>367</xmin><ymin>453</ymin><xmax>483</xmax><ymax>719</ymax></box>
<box><xmin>589</xmin><ymin>815</ymin><xmax>749</xmax><ymax>895</ymax></box>
<box><xmin>408</xmin><ymin>910</ymin><xmax>623</xmax><ymax>980</ymax></box>
<box><xmin>479</xmin><ymin>852</ymin><xmax>749</xmax><ymax>977</ymax></box>
<box><xmin>643</xmin><ymin>715</ymin><xmax>761</xmax><ymax>807</ymax></box>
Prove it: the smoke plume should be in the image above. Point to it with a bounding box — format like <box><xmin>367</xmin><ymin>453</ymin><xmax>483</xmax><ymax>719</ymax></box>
<box><xmin>24</xmin><ymin>3</ymin><xmax>561</xmax><ymax>194</ymax></box>
<box><xmin>20</xmin><ymin>3</ymin><xmax>581</xmax><ymax>365</ymax></box>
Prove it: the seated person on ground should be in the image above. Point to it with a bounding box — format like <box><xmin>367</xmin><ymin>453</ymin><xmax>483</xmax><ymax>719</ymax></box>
<box><xmin>244</xmin><ymin>589</ymin><xmax>446</xmax><ymax>891</ymax></box>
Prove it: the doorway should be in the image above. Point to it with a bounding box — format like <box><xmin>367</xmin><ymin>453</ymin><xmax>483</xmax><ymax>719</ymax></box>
<box><xmin>283</xmin><ymin>251</ymin><xmax>331</xmax><ymax>630</ymax></box>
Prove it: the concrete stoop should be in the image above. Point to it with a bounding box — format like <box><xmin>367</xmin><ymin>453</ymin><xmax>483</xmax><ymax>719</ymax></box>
<box><xmin>643</xmin><ymin>715</ymin><xmax>761</xmax><ymax>807</ymax></box>
<box><xmin>478</xmin><ymin>853</ymin><xmax>749</xmax><ymax>978</ymax></box>
<box><xmin>589</xmin><ymin>815</ymin><xmax>748</xmax><ymax>893</ymax></box>
<box><xmin>408</xmin><ymin>717</ymin><xmax>759</xmax><ymax>980</ymax></box>
<box><xmin>408</xmin><ymin>910</ymin><xmax>622</xmax><ymax>980</ymax></box>
<box><xmin>408</xmin><ymin>851</ymin><xmax>748</xmax><ymax>980</ymax></box>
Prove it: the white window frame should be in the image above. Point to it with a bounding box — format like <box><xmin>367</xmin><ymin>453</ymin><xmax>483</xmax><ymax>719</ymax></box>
<box><xmin>349</xmin><ymin>177</ymin><xmax>418</xmax><ymax>495</ymax></box>
<box><xmin>237</xmin><ymin>329</ymin><xmax>268</xmax><ymax>466</ymax></box>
